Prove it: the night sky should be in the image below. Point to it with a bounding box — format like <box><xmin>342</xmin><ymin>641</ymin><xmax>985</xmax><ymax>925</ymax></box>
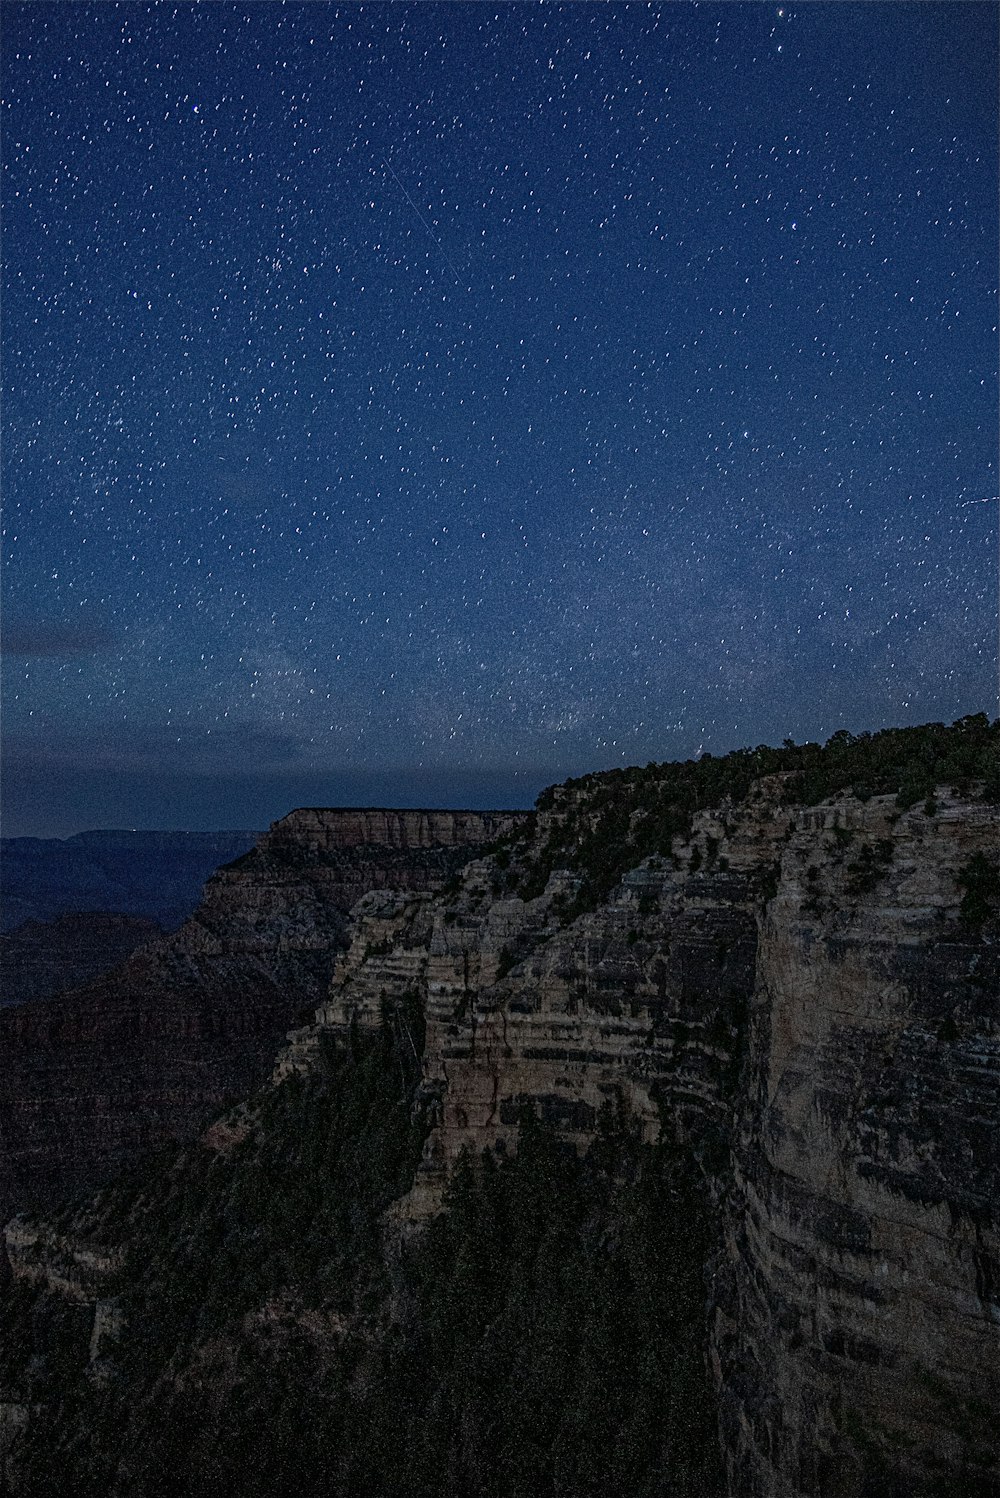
<box><xmin>2</xmin><ymin>2</ymin><xmax>997</xmax><ymax>836</ymax></box>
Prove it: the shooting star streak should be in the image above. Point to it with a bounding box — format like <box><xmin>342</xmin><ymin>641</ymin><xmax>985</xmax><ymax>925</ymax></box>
<box><xmin>382</xmin><ymin>158</ymin><xmax>465</xmax><ymax>287</ymax></box>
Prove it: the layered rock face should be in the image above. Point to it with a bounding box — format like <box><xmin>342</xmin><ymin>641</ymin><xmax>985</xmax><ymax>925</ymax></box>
<box><xmin>267</xmin><ymin>806</ymin><xmax>519</xmax><ymax>853</ymax></box>
<box><xmin>295</xmin><ymin>782</ymin><xmax>998</xmax><ymax>1493</ymax></box>
<box><xmin>718</xmin><ymin>793</ymin><xmax>999</xmax><ymax>1496</ymax></box>
<box><xmin>0</xmin><ymin>808</ymin><xmax>524</xmax><ymax>1220</ymax></box>
<box><xmin>3</xmin><ymin>756</ymin><xmax>996</xmax><ymax>1496</ymax></box>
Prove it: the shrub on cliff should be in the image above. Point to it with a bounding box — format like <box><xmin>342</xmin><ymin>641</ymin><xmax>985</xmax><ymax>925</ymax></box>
<box><xmin>518</xmin><ymin>716</ymin><xmax>999</xmax><ymax>914</ymax></box>
<box><xmin>957</xmin><ymin>853</ymin><xmax>1000</xmax><ymax>928</ymax></box>
<box><xmin>4</xmin><ymin>1016</ymin><xmax>723</xmax><ymax>1498</ymax></box>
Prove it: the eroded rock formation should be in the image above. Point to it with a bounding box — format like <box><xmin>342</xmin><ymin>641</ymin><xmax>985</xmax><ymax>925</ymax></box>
<box><xmin>2</xmin><ymin>727</ymin><xmax>997</xmax><ymax>1496</ymax></box>
<box><xmin>285</xmin><ymin>780</ymin><xmax>998</xmax><ymax>1493</ymax></box>
<box><xmin>0</xmin><ymin>808</ymin><xmax>524</xmax><ymax>1219</ymax></box>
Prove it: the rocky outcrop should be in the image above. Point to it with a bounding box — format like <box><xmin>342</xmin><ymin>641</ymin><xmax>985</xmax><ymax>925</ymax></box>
<box><xmin>288</xmin><ymin>781</ymin><xmax>999</xmax><ymax>1492</ymax></box>
<box><xmin>717</xmin><ymin>792</ymin><xmax>999</xmax><ymax>1496</ymax></box>
<box><xmin>267</xmin><ymin>806</ymin><xmax>520</xmax><ymax>853</ymax></box>
<box><xmin>310</xmin><ymin>783</ymin><xmax>785</xmax><ymax>1208</ymax></box>
<box><xmin>0</xmin><ymin>808</ymin><xmax>524</xmax><ymax>1220</ymax></box>
<box><xmin>2</xmin><ymin>732</ymin><xmax>997</xmax><ymax>1497</ymax></box>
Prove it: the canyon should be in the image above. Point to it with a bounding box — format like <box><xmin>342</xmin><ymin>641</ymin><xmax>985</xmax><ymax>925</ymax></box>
<box><xmin>1</xmin><ymin>722</ymin><xmax>997</xmax><ymax>1497</ymax></box>
<box><xmin>0</xmin><ymin>912</ymin><xmax>164</xmax><ymax>1008</ymax></box>
<box><xmin>297</xmin><ymin>773</ymin><xmax>998</xmax><ymax>1493</ymax></box>
<box><xmin>0</xmin><ymin>807</ymin><xmax>522</xmax><ymax>1220</ymax></box>
<box><xmin>0</xmin><ymin>829</ymin><xmax>262</xmax><ymax>934</ymax></box>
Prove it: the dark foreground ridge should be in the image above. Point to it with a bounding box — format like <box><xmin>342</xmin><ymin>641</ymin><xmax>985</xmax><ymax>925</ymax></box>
<box><xmin>2</xmin><ymin>1025</ymin><xmax>721</xmax><ymax>1498</ymax></box>
<box><xmin>1</xmin><ymin>717</ymin><xmax>997</xmax><ymax>1497</ymax></box>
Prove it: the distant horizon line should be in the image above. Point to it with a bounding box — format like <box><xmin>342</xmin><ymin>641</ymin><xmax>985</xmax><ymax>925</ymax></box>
<box><xmin>1</xmin><ymin>806</ymin><xmax>536</xmax><ymax>842</ymax></box>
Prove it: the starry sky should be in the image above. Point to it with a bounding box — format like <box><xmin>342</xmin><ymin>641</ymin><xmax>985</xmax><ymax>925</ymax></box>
<box><xmin>2</xmin><ymin>1</ymin><xmax>997</xmax><ymax>836</ymax></box>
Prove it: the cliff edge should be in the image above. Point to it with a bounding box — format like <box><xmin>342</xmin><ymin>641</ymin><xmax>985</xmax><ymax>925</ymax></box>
<box><xmin>1</xmin><ymin>720</ymin><xmax>996</xmax><ymax>1497</ymax></box>
<box><xmin>0</xmin><ymin>808</ymin><xmax>525</xmax><ymax>1220</ymax></box>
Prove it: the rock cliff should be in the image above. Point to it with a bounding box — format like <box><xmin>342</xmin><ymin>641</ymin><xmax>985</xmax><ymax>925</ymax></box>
<box><xmin>2</xmin><ymin>721</ymin><xmax>997</xmax><ymax>1496</ymax></box>
<box><xmin>282</xmin><ymin>757</ymin><xmax>999</xmax><ymax>1492</ymax></box>
<box><xmin>720</xmin><ymin>792</ymin><xmax>998</xmax><ymax>1496</ymax></box>
<box><xmin>0</xmin><ymin>808</ymin><xmax>524</xmax><ymax>1221</ymax></box>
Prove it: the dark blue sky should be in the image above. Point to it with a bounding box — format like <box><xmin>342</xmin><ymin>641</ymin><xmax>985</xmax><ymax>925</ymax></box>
<box><xmin>2</xmin><ymin>1</ymin><xmax>997</xmax><ymax>835</ymax></box>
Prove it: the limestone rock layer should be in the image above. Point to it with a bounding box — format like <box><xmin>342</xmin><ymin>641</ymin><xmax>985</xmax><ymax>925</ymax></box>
<box><xmin>299</xmin><ymin>783</ymin><xmax>999</xmax><ymax>1495</ymax></box>
<box><xmin>3</xmin><ymin>773</ymin><xmax>997</xmax><ymax>1496</ymax></box>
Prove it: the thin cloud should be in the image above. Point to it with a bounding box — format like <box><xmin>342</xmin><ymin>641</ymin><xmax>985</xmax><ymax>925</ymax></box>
<box><xmin>1</xmin><ymin>620</ymin><xmax>114</xmax><ymax>658</ymax></box>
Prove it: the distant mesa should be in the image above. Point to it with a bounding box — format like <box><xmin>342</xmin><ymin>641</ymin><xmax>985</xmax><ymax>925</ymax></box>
<box><xmin>0</xmin><ymin>828</ymin><xmax>262</xmax><ymax>934</ymax></box>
